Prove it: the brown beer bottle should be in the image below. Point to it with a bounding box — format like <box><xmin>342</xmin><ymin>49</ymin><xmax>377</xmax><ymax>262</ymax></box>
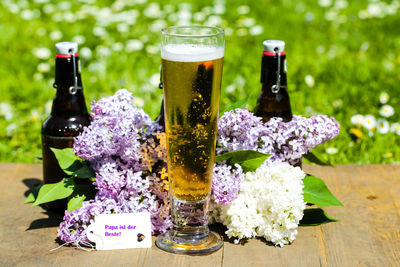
<box><xmin>254</xmin><ymin>40</ymin><xmax>292</xmax><ymax>122</ymax></box>
<box><xmin>41</xmin><ymin>42</ymin><xmax>91</xmax><ymax>212</ymax></box>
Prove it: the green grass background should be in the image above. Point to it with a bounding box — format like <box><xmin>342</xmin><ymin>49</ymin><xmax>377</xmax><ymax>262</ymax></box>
<box><xmin>0</xmin><ymin>0</ymin><xmax>399</xmax><ymax>164</ymax></box>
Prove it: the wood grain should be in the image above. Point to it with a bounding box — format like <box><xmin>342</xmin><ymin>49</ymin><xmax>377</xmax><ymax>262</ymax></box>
<box><xmin>0</xmin><ymin>163</ymin><xmax>399</xmax><ymax>266</ymax></box>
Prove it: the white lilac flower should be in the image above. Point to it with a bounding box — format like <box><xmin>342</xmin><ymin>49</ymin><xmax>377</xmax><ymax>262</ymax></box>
<box><xmin>350</xmin><ymin>114</ymin><xmax>364</xmax><ymax>126</ymax></box>
<box><xmin>379</xmin><ymin>104</ymin><xmax>394</xmax><ymax>117</ymax></box>
<box><xmin>304</xmin><ymin>75</ymin><xmax>315</xmax><ymax>87</ymax></box>
<box><xmin>210</xmin><ymin>162</ymin><xmax>306</xmax><ymax>247</ymax></box>
<box><xmin>326</xmin><ymin>147</ymin><xmax>338</xmax><ymax>154</ymax></box>
<box><xmin>377</xmin><ymin>119</ymin><xmax>389</xmax><ymax>134</ymax></box>
<box><xmin>249</xmin><ymin>25</ymin><xmax>263</xmax><ymax>35</ymax></box>
<box><xmin>33</xmin><ymin>47</ymin><xmax>51</xmax><ymax>60</ymax></box>
<box><xmin>390</xmin><ymin>123</ymin><xmax>400</xmax><ymax>135</ymax></box>
<box><xmin>363</xmin><ymin>115</ymin><xmax>376</xmax><ymax>130</ymax></box>
<box><xmin>37</xmin><ymin>62</ymin><xmax>50</xmax><ymax>73</ymax></box>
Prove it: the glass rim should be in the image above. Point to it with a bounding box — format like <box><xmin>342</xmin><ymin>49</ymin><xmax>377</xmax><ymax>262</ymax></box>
<box><xmin>161</xmin><ymin>25</ymin><xmax>224</xmax><ymax>38</ymax></box>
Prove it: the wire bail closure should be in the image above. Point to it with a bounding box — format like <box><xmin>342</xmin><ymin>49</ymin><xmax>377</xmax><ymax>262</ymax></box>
<box><xmin>69</xmin><ymin>49</ymin><xmax>80</xmax><ymax>95</ymax></box>
<box><xmin>271</xmin><ymin>47</ymin><xmax>281</xmax><ymax>94</ymax></box>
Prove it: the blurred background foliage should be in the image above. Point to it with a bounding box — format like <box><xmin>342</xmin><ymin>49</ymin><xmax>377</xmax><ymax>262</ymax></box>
<box><xmin>0</xmin><ymin>0</ymin><xmax>399</xmax><ymax>164</ymax></box>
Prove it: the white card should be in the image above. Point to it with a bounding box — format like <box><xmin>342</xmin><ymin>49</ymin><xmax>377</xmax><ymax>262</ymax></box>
<box><xmin>86</xmin><ymin>212</ymin><xmax>152</xmax><ymax>250</ymax></box>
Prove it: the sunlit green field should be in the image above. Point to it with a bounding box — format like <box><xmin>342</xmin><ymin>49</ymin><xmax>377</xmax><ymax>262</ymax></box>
<box><xmin>0</xmin><ymin>0</ymin><xmax>399</xmax><ymax>164</ymax></box>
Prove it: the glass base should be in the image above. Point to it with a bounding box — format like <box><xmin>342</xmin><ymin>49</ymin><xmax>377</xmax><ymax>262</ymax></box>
<box><xmin>156</xmin><ymin>230</ymin><xmax>223</xmax><ymax>255</ymax></box>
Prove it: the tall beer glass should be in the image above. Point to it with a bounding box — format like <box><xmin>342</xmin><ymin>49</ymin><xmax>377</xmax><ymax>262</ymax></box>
<box><xmin>156</xmin><ymin>26</ymin><xmax>224</xmax><ymax>255</ymax></box>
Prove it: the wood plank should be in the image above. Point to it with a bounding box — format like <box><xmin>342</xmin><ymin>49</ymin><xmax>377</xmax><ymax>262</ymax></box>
<box><xmin>1</xmin><ymin>163</ymin><xmax>399</xmax><ymax>266</ymax></box>
<box><xmin>304</xmin><ymin>164</ymin><xmax>400</xmax><ymax>266</ymax></box>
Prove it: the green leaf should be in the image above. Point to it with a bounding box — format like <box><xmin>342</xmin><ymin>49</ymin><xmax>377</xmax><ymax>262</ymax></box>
<box><xmin>220</xmin><ymin>97</ymin><xmax>249</xmax><ymax>117</ymax></box>
<box><xmin>300</xmin><ymin>208</ymin><xmax>340</xmax><ymax>226</ymax></box>
<box><xmin>24</xmin><ymin>183</ymin><xmax>42</xmax><ymax>204</ymax></box>
<box><xmin>215</xmin><ymin>150</ymin><xmax>270</xmax><ymax>172</ymax></box>
<box><xmin>73</xmin><ymin>162</ymin><xmax>95</xmax><ymax>178</ymax></box>
<box><xmin>304</xmin><ymin>152</ymin><xmax>333</xmax><ymax>166</ymax></box>
<box><xmin>67</xmin><ymin>184</ymin><xmax>96</xmax><ymax>211</ymax></box>
<box><xmin>33</xmin><ymin>178</ymin><xmax>75</xmax><ymax>206</ymax></box>
<box><xmin>50</xmin><ymin>147</ymin><xmax>83</xmax><ymax>175</ymax></box>
<box><xmin>303</xmin><ymin>175</ymin><xmax>343</xmax><ymax>207</ymax></box>
<box><xmin>67</xmin><ymin>193</ymin><xmax>86</xmax><ymax>212</ymax></box>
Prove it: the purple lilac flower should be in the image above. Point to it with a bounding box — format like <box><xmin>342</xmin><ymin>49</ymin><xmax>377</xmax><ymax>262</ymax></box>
<box><xmin>212</xmin><ymin>163</ymin><xmax>244</xmax><ymax>204</ymax></box>
<box><xmin>217</xmin><ymin>108</ymin><xmax>266</xmax><ymax>153</ymax></box>
<box><xmin>59</xmin><ymin>90</ymin><xmax>171</xmax><ymax>243</ymax></box>
<box><xmin>217</xmin><ymin>109</ymin><xmax>340</xmax><ymax>165</ymax></box>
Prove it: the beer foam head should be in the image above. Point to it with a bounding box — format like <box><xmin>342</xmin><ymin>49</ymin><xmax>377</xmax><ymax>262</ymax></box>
<box><xmin>161</xmin><ymin>44</ymin><xmax>224</xmax><ymax>62</ymax></box>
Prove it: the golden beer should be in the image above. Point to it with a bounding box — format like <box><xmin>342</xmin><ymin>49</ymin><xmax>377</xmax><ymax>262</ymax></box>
<box><xmin>162</xmin><ymin>44</ymin><xmax>223</xmax><ymax>202</ymax></box>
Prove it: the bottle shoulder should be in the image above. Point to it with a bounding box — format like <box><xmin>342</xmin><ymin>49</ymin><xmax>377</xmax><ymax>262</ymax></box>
<box><xmin>42</xmin><ymin>114</ymin><xmax>91</xmax><ymax>137</ymax></box>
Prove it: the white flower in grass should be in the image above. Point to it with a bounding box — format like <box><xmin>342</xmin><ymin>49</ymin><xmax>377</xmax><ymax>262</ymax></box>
<box><xmin>379</xmin><ymin>92</ymin><xmax>389</xmax><ymax>104</ymax></box>
<box><xmin>350</xmin><ymin>114</ymin><xmax>364</xmax><ymax>126</ymax></box>
<box><xmin>33</xmin><ymin>47</ymin><xmax>51</xmax><ymax>60</ymax></box>
<box><xmin>144</xmin><ymin>3</ymin><xmax>162</xmax><ymax>18</ymax></box>
<box><xmin>80</xmin><ymin>47</ymin><xmax>92</xmax><ymax>59</ymax></box>
<box><xmin>6</xmin><ymin>123</ymin><xmax>17</xmax><ymax>136</ymax></box>
<box><xmin>305</xmin><ymin>75</ymin><xmax>315</xmax><ymax>87</ymax></box>
<box><xmin>377</xmin><ymin>119</ymin><xmax>389</xmax><ymax>134</ymax></box>
<box><xmin>73</xmin><ymin>35</ymin><xmax>86</xmax><ymax>44</ymax></box>
<box><xmin>390</xmin><ymin>123</ymin><xmax>400</xmax><ymax>135</ymax></box>
<box><xmin>379</xmin><ymin>105</ymin><xmax>394</xmax><ymax>118</ymax></box>
<box><xmin>249</xmin><ymin>25</ymin><xmax>263</xmax><ymax>35</ymax></box>
<box><xmin>21</xmin><ymin>9</ymin><xmax>35</xmax><ymax>20</ymax></box>
<box><xmin>326</xmin><ymin>147</ymin><xmax>338</xmax><ymax>154</ymax></box>
<box><xmin>150</xmin><ymin>73</ymin><xmax>160</xmax><ymax>87</ymax></box>
<box><xmin>126</xmin><ymin>40</ymin><xmax>143</xmax><ymax>52</ymax></box>
<box><xmin>363</xmin><ymin>115</ymin><xmax>376</xmax><ymax>130</ymax></box>
<box><xmin>117</xmin><ymin>23</ymin><xmax>129</xmax><ymax>33</ymax></box>
<box><xmin>206</xmin><ymin>15</ymin><xmax>222</xmax><ymax>27</ymax></box>
<box><xmin>38</xmin><ymin>63</ymin><xmax>51</xmax><ymax>73</ymax></box>
<box><xmin>213</xmin><ymin>4</ymin><xmax>225</xmax><ymax>15</ymax></box>
<box><xmin>210</xmin><ymin>162</ymin><xmax>306</xmax><ymax>247</ymax></box>
<box><xmin>193</xmin><ymin>12</ymin><xmax>206</xmax><ymax>22</ymax></box>
<box><xmin>237</xmin><ymin>5</ymin><xmax>250</xmax><ymax>15</ymax></box>
<box><xmin>50</xmin><ymin>30</ymin><xmax>62</xmax><ymax>41</ymax></box>
<box><xmin>93</xmin><ymin>27</ymin><xmax>107</xmax><ymax>37</ymax></box>
<box><xmin>0</xmin><ymin>102</ymin><xmax>13</xmax><ymax>121</ymax></box>
<box><xmin>112</xmin><ymin>43</ymin><xmax>124</xmax><ymax>52</ymax></box>
<box><xmin>318</xmin><ymin>0</ymin><xmax>332</xmax><ymax>7</ymax></box>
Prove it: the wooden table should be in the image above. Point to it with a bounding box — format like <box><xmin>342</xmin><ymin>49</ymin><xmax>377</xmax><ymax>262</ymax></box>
<box><xmin>1</xmin><ymin>163</ymin><xmax>399</xmax><ymax>266</ymax></box>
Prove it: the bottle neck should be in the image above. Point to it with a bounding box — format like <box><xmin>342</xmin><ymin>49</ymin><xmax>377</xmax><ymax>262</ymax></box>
<box><xmin>51</xmin><ymin>55</ymin><xmax>88</xmax><ymax>117</ymax></box>
<box><xmin>260</xmin><ymin>52</ymin><xmax>287</xmax><ymax>90</ymax></box>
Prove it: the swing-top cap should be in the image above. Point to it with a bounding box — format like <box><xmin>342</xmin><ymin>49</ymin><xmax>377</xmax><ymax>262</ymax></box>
<box><xmin>56</xmin><ymin>42</ymin><xmax>78</xmax><ymax>55</ymax></box>
<box><xmin>263</xmin><ymin>40</ymin><xmax>285</xmax><ymax>53</ymax></box>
